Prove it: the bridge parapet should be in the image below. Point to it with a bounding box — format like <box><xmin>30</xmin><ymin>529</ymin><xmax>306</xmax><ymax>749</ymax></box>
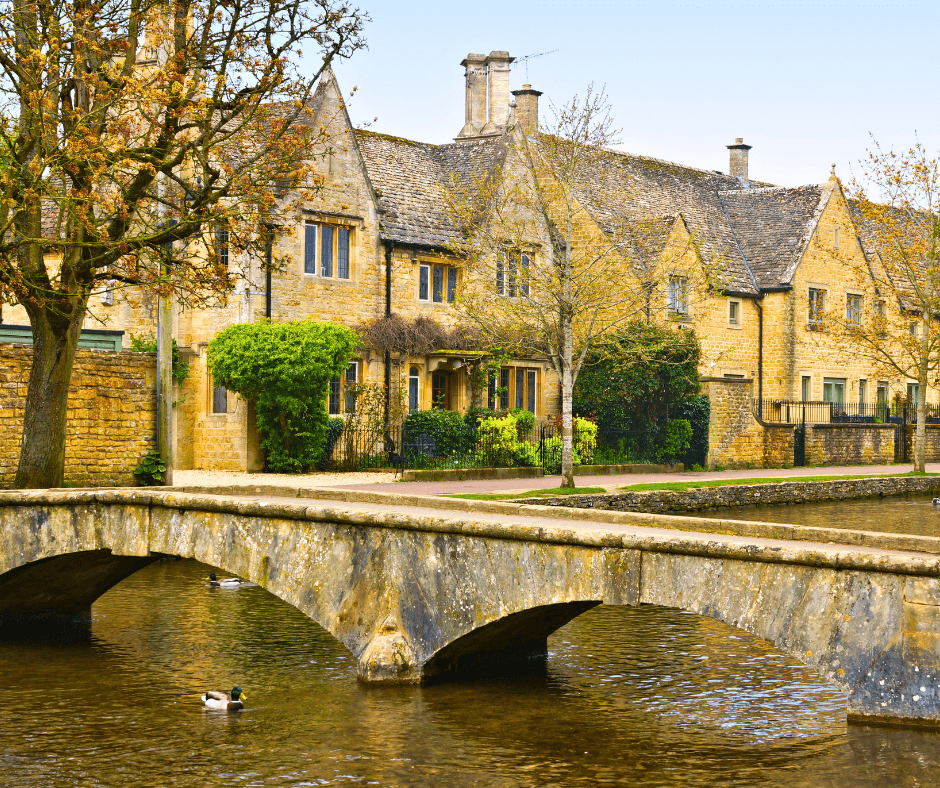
<box><xmin>0</xmin><ymin>489</ymin><xmax>938</xmax><ymax>726</ymax></box>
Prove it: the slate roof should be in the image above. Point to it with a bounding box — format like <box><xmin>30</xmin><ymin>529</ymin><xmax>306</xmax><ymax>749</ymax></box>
<box><xmin>558</xmin><ymin>145</ymin><xmax>759</xmax><ymax>293</ymax></box>
<box><xmin>352</xmin><ymin>124</ymin><xmax>838</xmax><ymax>294</ymax></box>
<box><xmin>355</xmin><ymin>130</ymin><xmax>504</xmax><ymax>248</ymax></box>
<box><xmin>718</xmin><ymin>185</ymin><xmax>827</xmax><ymax>289</ymax></box>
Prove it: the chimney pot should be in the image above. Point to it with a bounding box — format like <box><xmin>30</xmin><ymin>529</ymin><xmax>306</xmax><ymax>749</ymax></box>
<box><xmin>511</xmin><ymin>84</ymin><xmax>542</xmax><ymax>136</ymax></box>
<box><xmin>726</xmin><ymin>137</ymin><xmax>753</xmax><ymax>184</ymax></box>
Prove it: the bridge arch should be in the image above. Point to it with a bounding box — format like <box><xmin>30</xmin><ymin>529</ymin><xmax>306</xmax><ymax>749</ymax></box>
<box><xmin>0</xmin><ymin>490</ymin><xmax>937</xmax><ymax>726</ymax></box>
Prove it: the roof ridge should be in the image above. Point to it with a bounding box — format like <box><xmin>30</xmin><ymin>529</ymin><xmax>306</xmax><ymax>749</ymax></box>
<box><xmin>718</xmin><ymin>184</ymin><xmax>822</xmax><ymax>196</ymax></box>
<box><xmin>355</xmin><ymin>128</ymin><xmax>442</xmax><ymax>149</ymax></box>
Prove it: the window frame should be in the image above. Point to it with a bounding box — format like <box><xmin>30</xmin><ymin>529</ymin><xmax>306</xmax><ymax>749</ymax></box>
<box><xmin>808</xmin><ymin>287</ymin><xmax>826</xmax><ymax>329</ymax></box>
<box><xmin>419</xmin><ymin>262</ymin><xmax>457</xmax><ymax>304</ymax></box>
<box><xmin>211</xmin><ymin>382</ymin><xmax>228</xmax><ymax>415</ymax></box>
<box><xmin>846</xmin><ymin>293</ymin><xmax>862</xmax><ymax>326</ymax></box>
<box><xmin>728</xmin><ymin>298</ymin><xmax>741</xmax><ymax>327</ymax></box>
<box><xmin>668</xmin><ymin>275</ymin><xmax>689</xmax><ymax>316</ymax></box>
<box><xmin>303</xmin><ymin>220</ymin><xmax>352</xmax><ymax>279</ymax></box>
<box><xmin>408</xmin><ymin>366</ymin><xmax>420</xmax><ymax>412</ymax></box>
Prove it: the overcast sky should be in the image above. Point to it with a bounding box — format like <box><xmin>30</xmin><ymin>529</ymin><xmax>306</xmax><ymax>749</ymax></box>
<box><xmin>327</xmin><ymin>1</ymin><xmax>939</xmax><ymax>189</ymax></box>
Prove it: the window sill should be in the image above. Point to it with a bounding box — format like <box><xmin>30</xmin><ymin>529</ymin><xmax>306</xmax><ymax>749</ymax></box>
<box><xmin>302</xmin><ymin>274</ymin><xmax>357</xmax><ymax>284</ymax></box>
<box><xmin>727</xmin><ymin>323</ymin><xmax>743</xmax><ymax>330</ymax></box>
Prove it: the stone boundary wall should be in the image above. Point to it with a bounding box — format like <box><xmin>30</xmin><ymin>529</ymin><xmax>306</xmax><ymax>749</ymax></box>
<box><xmin>0</xmin><ymin>344</ymin><xmax>156</xmax><ymax>487</ymax></box>
<box><xmin>521</xmin><ymin>475</ymin><xmax>940</xmax><ymax>514</ymax></box>
<box><xmin>807</xmin><ymin>423</ymin><xmax>895</xmax><ymax>466</ymax></box>
<box><xmin>906</xmin><ymin>425</ymin><xmax>940</xmax><ymax>463</ymax></box>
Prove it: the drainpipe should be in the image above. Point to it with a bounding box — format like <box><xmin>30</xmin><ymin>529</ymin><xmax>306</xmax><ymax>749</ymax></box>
<box><xmin>755</xmin><ymin>294</ymin><xmax>764</xmax><ymax>416</ymax></box>
<box><xmin>383</xmin><ymin>242</ymin><xmax>395</xmax><ymax>437</ymax></box>
<box><xmin>264</xmin><ymin>233</ymin><xmax>273</xmax><ymax>320</ymax></box>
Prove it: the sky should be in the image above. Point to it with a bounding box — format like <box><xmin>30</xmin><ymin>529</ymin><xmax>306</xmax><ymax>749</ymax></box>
<box><xmin>323</xmin><ymin>1</ymin><xmax>939</xmax><ymax>189</ymax></box>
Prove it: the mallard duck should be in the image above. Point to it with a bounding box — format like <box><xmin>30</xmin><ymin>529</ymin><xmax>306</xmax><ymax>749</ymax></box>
<box><xmin>207</xmin><ymin>572</ymin><xmax>246</xmax><ymax>588</ymax></box>
<box><xmin>933</xmin><ymin>498</ymin><xmax>940</xmax><ymax>505</ymax></box>
<box><xmin>201</xmin><ymin>686</ymin><xmax>247</xmax><ymax>710</ymax></box>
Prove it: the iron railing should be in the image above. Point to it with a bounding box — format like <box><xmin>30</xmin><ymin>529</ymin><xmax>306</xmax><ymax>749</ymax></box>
<box><xmin>320</xmin><ymin>420</ymin><xmax>556</xmax><ymax>472</ymax></box>
<box><xmin>754</xmin><ymin>399</ymin><xmax>940</xmax><ymax>426</ymax></box>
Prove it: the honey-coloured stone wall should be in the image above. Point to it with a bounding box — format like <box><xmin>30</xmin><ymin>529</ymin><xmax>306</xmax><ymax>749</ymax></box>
<box><xmin>0</xmin><ymin>344</ymin><xmax>156</xmax><ymax>487</ymax></box>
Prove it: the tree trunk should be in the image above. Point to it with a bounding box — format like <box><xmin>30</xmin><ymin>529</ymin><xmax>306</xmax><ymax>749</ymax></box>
<box><xmin>14</xmin><ymin>311</ymin><xmax>82</xmax><ymax>488</ymax></box>
<box><xmin>914</xmin><ymin>361</ymin><xmax>929</xmax><ymax>473</ymax></box>
<box><xmin>560</xmin><ymin>314</ymin><xmax>575</xmax><ymax>489</ymax></box>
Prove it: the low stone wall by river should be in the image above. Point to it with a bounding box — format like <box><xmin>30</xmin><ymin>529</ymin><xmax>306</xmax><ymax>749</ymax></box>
<box><xmin>523</xmin><ymin>475</ymin><xmax>940</xmax><ymax>513</ymax></box>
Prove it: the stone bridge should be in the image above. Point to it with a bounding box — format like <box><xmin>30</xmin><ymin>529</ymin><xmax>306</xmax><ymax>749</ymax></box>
<box><xmin>1</xmin><ymin>488</ymin><xmax>939</xmax><ymax>727</ymax></box>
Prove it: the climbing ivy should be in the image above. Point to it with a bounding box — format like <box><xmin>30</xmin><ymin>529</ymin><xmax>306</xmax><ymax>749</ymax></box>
<box><xmin>207</xmin><ymin>321</ymin><xmax>360</xmax><ymax>473</ymax></box>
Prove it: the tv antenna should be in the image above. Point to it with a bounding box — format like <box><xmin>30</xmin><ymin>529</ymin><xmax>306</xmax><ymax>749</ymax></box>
<box><xmin>512</xmin><ymin>49</ymin><xmax>559</xmax><ymax>82</ymax></box>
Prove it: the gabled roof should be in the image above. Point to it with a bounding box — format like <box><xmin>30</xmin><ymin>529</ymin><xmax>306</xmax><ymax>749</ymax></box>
<box><xmin>355</xmin><ymin>130</ymin><xmax>504</xmax><ymax>248</ymax></box>
<box><xmin>561</xmin><ymin>145</ymin><xmax>760</xmax><ymax>293</ymax></box>
<box><xmin>718</xmin><ymin>185</ymin><xmax>827</xmax><ymax>289</ymax></box>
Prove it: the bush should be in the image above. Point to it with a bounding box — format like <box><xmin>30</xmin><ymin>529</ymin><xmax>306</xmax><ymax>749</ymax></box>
<box><xmin>403</xmin><ymin>409</ymin><xmax>473</xmax><ymax>461</ymax></box>
<box><xmin>207</xmin><ymin>320</ymin><xmax>359</xmax><ymax>473</ymax></box>
<box><xmin>476</xmin><ymin>413</ymin><xmax>519</xmax><ymax>466</ymax></box>
<box><xmin>573</xmin><ymin>417</ymin><xmax>597</xmax><ymax>465</ymax></box>
<box><xmin>514</xmin><ymin>440</ymin><xmax>540</xmax><ymax>467</ymax></box>
<box><xmin>509</xmin><ymin>408</ymin><xmax>535</xmax><ymax>438</ymax></box>
<box><xmin>657</xmin><ymin>418</ymin><xmax>693</xmax><ymax>465</ymax></box>
<box><xmin>676</xmin><ymin>395</ymin><xmax>709</xmax><ymax>468</ymax></box>
<box><xmin>542</xmin><ymin>436</ymin><xmax>582</xmax><ymax>474</ymax></box>
<box><xmin>464</xmin><ymin>405</ymin><xmax>502</xmax><ymax>430</ymax></box>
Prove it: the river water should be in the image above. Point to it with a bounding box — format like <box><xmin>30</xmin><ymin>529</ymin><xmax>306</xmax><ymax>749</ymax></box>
<box><xmin>701</xmin><ymin>492</ymin><xmax>940</xmax><ymax>537</ymax></box>
<box><xmin>1</xmin><ymin>554</ymin><xmax>939</xmax><ymax>786</ymax></box>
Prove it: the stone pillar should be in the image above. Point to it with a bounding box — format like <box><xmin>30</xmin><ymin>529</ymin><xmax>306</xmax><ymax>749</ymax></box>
<box><xmin>511</xmin><ymin>84</ymin><xmax>542</xmax><ymax>136</ymax></box>
<box><xmin>727</xmin><ymin>138</ymin><xmax>752</xmax><ymax>183</ymax></box>
<box><xmin>480</xmin><ymin>51</ymin><xmax>514</xmax><ymax>136</ymax></box>
<box><xmin>457</xmin><ymin>53</ymin><xmax>487</xmax><ymax>139</ymax></box>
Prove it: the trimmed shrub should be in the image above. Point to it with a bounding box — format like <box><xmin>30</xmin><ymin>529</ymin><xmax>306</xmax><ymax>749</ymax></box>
<box><xmin>403</xmin><ymin>409</ymin><xmax>473</xmax><ymax>460</ymax></box>
<box><xmin>514</xmin><ymin>440</ymin><xmax>540</xmax><ymax>467</ymax></box>
<box><xmin>207</xmin><ymin>320</ymin><xmax>359</xmax><ymax>473</ymax></box>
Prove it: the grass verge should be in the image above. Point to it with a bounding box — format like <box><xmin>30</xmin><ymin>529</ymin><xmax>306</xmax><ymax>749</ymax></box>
<box><xmin>619</xmin><ymin>471</ymin><xmax>940</xmax><ymax>492</ymax></box>
<box><xmin>442</xmin><ymin>486</ymin><xmax>607</xmax><ymax>501</ymax></box>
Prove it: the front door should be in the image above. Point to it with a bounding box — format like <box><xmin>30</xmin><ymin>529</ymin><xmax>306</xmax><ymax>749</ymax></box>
<box><xmin>431</xmin><ymin>371</ymin><xmax>451</xmax><ymax>409</ymax></box>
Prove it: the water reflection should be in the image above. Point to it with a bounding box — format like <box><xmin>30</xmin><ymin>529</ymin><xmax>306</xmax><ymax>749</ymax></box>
<box><xmin>701</xmin><ymin>493</ymin><xmax>940</xmax><ymax>537</ymax></box>
<box><xmin>0</xmin><ymin>559</ymin><xmax>937</xmax><ymax>787</ymax></box>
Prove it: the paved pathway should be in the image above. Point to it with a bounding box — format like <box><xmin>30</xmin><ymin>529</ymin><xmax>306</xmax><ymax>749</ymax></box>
<box><xmin>332</xmin><ymin>463</ymin><xmax>940</xmax><ymax>496</ymax></box>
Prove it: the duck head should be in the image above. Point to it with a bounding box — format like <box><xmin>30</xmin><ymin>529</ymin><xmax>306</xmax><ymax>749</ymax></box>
<box><xmin>231</xmin><ymin>686</ymin><xmax>246</xmax><ymax>701</ymax></box>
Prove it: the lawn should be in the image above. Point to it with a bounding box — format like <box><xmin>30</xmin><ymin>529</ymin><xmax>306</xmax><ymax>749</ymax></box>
<box><xmin>440</xmin><ymin>472</ymin><xmax>940</xmax><ymax>500</ymax></box>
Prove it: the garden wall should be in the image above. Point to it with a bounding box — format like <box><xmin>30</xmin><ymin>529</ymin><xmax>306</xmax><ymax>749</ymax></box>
<box><xmin>0</xmin><ymin>344</ymin><xmax>156</xmax><ymax>487</ymax></box>
<box><xmin>806</xmin><ymin>424</ymin><xmax>895</xmax><ymax>466</ymax></box>
<box><xmin>521</xmin><ymin>475</ymin><xmax>940</xmax><ymax>514</ymax></box>
<box><xmin>905</xmin><ymin>425</ymin><xmax>940</xmax><ymax>463</ymax></box>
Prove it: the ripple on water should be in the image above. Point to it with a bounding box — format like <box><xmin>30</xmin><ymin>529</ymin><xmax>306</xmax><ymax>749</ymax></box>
<box><xmin>0</xmin><ymin>559</ymin><xmax>938</xmax><ymax>787</ymax></box>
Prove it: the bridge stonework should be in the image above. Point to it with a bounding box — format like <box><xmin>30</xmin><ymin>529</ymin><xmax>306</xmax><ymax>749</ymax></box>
<box><xmin>0</xmin><ymin>489</ymin><xmax>939</xmax><ymax>727</ymax></box>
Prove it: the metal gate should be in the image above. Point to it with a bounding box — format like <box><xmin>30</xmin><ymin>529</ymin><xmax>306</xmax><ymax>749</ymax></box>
<box><xmin>894</xmin><ymin>422</ymin><xmax>907</xmax><ymax>463</ymax></box>
<box><xmin>793</xmin><ymin>426</ymin><xmax>806</xmax><ymax>467</ymax></box>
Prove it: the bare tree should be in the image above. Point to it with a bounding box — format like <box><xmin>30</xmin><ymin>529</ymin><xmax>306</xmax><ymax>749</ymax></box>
<box><xmin>833</xmin><ymin>140</ymin><xmax>940</xmax><ymax>471</ymax></box>
<box><xmin>445</xmin><ymin>87</ymin><xmax>710</xmax><ymax>487</ymax></box>
<box><xmin>0</xmin><ymin>0</ymin><xmax>367</xmax><ymax>487</ymax></box>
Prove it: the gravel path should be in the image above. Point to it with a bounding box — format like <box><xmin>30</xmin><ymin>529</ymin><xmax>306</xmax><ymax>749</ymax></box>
<box><xmin>173</xmin><ymin>469</ymin><xmax>398</xmax><ymax>488</ymax></box>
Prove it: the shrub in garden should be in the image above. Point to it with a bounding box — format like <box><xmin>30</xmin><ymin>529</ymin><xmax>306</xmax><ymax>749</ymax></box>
<box><xmin>207</xmin><ymin>320</ymin><xmax>359</xmax><ymax>473</ymax></box>
<box><xmin>476</xmin><ymin>413</ymin><xmax>520</xmax><ymax>467</ymax></box>
<box><xmin>509</xmin><ymin>408</ymin><xmax>535</xmax><ymax>438</ymax></box>
<box><xmin>657</xmin><ymin>418</ymin><xmax>693</xmax><ymax>465</ymax></box>
<box><xmin>514</xmin><ymin>440</ymin><xmax>540</xmax><ymax>467</ymax></box>
<box><xmin>403</xmin><ymin>409</ymin><xmax>473</xmax><ymax>461</ymax></box>
<box><xmin>676</xmin><ymin>395</ymin><xmax>709</xmax><ymax>467</ymax></box>
<box><xmin>573</xmin><ymin>417</ymin><xmax>597</xmax><ymax>464</ymax></box>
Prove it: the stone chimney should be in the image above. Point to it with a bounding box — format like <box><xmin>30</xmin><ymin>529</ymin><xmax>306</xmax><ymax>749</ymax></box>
<box><xmin>457</xmin><ymin>54</ymin><xmax>487</xmax><ymax>139</ymax></box>
<box><xmin>727</xmin><ymin>138</ymin><xmax>752</xmax><ymax>184</ymax></box>
<box><xmin>480</xmin><ymin>51</ymin><xmax>514</xmax><ymax>136</ymax></box>
<box><xmin>511</xmin><ymin>84</ymin><xmax>542</xmax><ymax>135</ymax></box>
